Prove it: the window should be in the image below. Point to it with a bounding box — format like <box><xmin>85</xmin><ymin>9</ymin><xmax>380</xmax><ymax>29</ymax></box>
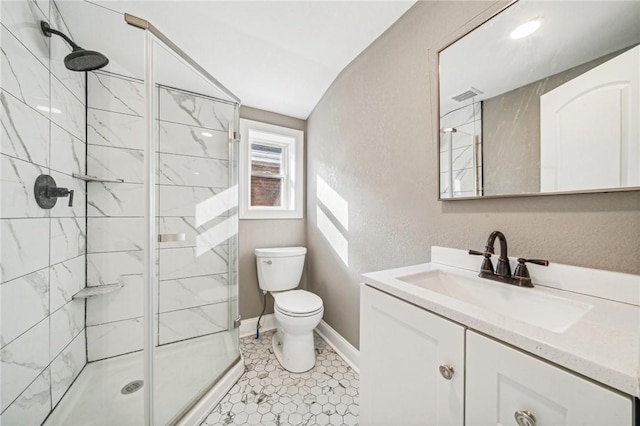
<box><xmin>239</xmin><ymin>119</ymin><xmax>304</xmax><ymax>219</ymax></box>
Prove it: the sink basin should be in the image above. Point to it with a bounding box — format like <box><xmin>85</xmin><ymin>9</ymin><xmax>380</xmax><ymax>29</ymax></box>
<box><xmin>397</xmin><ymin>268</ymin><xmax>593</xmax><ymax>333</ymax></box>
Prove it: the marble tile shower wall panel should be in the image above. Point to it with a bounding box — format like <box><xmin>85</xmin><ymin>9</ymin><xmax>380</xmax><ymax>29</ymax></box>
<box><xmin>158</xmin><ymin>88</ymin><xmax>232</xmax><ymax>131</ymax></box>
<box><xmin>157</xmin><ymin>87</ymin><xmax>235</xmax><ymax>345</ymax></box>
<box><xmin>159</xmin><ymin>120</ymin><xmax>229</xmax><ymax>158</ymax></box>
<box><xmin>158</xmin><ymin>303</ymin><xmax>229</xmax><ymax>345</ymax></box>
<box><xmin>440</xmin><ymin>102</ymin><xmax>482</xmax><ymax>198</ymax></box>
<box><xmin>86</xmin><ymin>317</ymin><xmax>144</xmax><ymax>361</ymax></box>
<box><xmin>49</xmin><ymin>4</ymin><xmax>85</xmax><ymax>105</ymax></box>
<box><xmin>88</xmin><ymin>72</ymin><xmax>144</xmax><ymax>117</ymax></box>
<box><xmin>85</xmin><ymin>71</ymin><xmax>146</xmax><ymax>361</ymax></box>
<box><xmin>0</xmin><ymin>1</ymin><xmax>87</xmax><ymax>423</ymax></box>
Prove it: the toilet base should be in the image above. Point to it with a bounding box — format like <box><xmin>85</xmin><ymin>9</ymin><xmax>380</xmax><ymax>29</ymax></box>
<box><xmin>272</xmin><ymin>330</ymin><xmax>316</xmax><ymax>373</ymax></box>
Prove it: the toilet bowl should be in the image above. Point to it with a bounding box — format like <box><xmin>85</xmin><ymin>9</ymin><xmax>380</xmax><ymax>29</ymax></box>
<box><xmin>255</xmin><ymin>247</ymin><xmax>324</xmax><ymax>372</ymax></box>
<box><xmin>273</xmin><ymin>290</ymin><xmax>323</xmax><ymax>372</ymax></box>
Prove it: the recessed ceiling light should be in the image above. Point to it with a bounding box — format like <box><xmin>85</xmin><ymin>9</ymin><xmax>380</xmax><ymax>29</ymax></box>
<box><xmin>510</xmin><ymin>19</ymin><xmax>541</xmax><ymax>40</ymax></box>
<box><xmin>36</xmin><ymin>105</ymin><xmax>62</xmax><ymax>114</ymax></box>
<box><xmin>201</xmin><ymin>132</ymin><xmax>213</xmax><ymax>138</ymax></box>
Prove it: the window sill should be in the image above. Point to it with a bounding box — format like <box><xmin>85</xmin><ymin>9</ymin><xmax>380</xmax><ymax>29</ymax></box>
<box><xmin>239</xmin><ymin>210</ymin><xmax>304</xmax><ymax>220</ymax></box>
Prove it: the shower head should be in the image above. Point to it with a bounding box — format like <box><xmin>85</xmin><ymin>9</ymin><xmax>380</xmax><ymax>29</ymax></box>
<box><xmin>64</xmin><ymin>48</ymin><xmax>109</xmax><ymax>72</ymax></box>
<box><xmin>40</xmin><ymin>21</ymin><xmax>109</xmax><ymax>72</ymax></box>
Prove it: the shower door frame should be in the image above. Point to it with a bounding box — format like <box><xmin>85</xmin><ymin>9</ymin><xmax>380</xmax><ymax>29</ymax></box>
<box><xmin>125</xmin><ymin>13</ymin><xmax>241</xmax><ymax>426</ymax></box>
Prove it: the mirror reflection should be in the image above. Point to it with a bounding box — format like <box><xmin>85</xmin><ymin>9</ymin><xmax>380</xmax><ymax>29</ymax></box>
<box><xmin>438</xmin><ymin>0</ymin><xmax>640</xmax><ymax>199</ymax></box>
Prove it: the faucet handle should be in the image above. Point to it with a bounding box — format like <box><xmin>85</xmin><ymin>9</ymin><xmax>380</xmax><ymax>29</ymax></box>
<box><xmin>468</xmin><ymin>249</ymin><xmax>494</xmax><ymax>273</ymax></box>
<box><xmin>519</xmin><ymin>258</ymin><xmax>549</xmax><ymax>267</ymax></box>
<box><xmin>513</xmin><ymin>258</ymin><xmax>549</xmax><ymax>288</ymax></box>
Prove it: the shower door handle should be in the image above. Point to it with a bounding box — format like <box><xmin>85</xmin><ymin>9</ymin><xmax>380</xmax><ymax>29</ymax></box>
<box><xmin>158</xmin><ymin>233</ymin><xmax>186</xmax><ymax>243</ymax></box>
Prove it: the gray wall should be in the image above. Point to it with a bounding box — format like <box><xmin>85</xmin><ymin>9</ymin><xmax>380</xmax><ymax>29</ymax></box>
<box><xmin>483</xmin><ymin>49</ymin><xmax>626</xmax><ymax>195</ymax></box>
<box><xmin>238</xmin><ymin>106</ymin><xmax>307</xmax><ymax>320</ymax></box>
<box><xmin>305</xmin><ymin>1</ymin><xmax>640</xmax><ymax>349</ymax></box>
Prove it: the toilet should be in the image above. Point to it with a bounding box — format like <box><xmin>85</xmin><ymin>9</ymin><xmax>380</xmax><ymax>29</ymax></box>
<box><xmin>255</xmin><ymin>247</ymin><xmax>323</xmax><ymax>373</ymax></box>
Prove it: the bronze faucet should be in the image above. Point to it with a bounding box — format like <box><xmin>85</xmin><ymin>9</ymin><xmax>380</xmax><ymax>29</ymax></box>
<box><xmin>469</xmin><ymin>231</ymin><xmax>549</xmax><ymax>287</ymax></box>
<box><xmin>486</xmin><ymin>230</ymin><xmax>511</xmax><ymax>277</ymax></box>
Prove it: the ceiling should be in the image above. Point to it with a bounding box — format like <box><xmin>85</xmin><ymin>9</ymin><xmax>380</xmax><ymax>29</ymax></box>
<box><xmin>58</xmin><ymin>1</ymin><xmax>416</xmax><ymax>119</ymax></box>
<box><xmin>439</xmin><ymin>0</ymin><xmax>640</xmax><ymax>115</ymax></box>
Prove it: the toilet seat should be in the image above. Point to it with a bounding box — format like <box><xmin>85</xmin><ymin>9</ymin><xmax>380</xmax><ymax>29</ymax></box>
<box><xmin>276</xmin><ymin>304</ymin><xmax>324</xmax><ymax>318</ymax></box>
<box><xmin>274</xmin><ymin>290</ymin><xmax>323</xmax><ymax>317</ymax></box>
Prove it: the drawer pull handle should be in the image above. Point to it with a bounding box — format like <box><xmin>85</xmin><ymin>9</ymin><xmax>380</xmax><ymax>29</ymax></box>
<box><xmin>438</xmin><ymin>365</ymin><xmax>454</xmax><ymax>380</ymax></box>
<box><xmin>514</xmin><ymin>410</ymin><xmax>536</xmax><ymax>426</ymax></box>
<box><xmin>262</xmin><ymin>260</ymin><xmax>272</xmax><ymax>264</ymax></box>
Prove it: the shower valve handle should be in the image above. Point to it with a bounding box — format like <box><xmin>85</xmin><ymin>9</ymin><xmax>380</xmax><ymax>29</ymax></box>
<box><xmin>34</xmin><ymin>174</ymin><xmax>74</xmax><ymax>209</ymax></box>
<box><xmin>47</xmin><ymin>186</ymin><xmax>74</xmax><ymax>207</ymax></box>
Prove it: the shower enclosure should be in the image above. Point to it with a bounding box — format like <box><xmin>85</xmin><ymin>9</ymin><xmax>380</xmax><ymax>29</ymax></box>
<box><xmin>439</xmin><ymin>101</ymin><xmax>483</xmax><ymax>198</ymax></box>
<box><xmin>1</xmin><ymin>1</ymin><xmax>241</xmax><ymax>425</ymax></box>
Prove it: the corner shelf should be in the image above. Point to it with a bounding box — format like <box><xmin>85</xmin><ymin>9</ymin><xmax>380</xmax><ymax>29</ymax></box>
<box><xmin>72</xmin><ymin>283</ymin><xmax>124</xmax><ymax>299</ymax></box>
<box><xmin>72</xmin><ymin>173</ymin><xmax>124</xmax><ymax>183</ymax></box>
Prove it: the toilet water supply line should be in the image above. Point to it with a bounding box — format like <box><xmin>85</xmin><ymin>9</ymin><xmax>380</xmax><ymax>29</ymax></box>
<box><xmin>256</xmin><ymin>291</ymin><xmax>268</xmax><ymax>339</ymax></box>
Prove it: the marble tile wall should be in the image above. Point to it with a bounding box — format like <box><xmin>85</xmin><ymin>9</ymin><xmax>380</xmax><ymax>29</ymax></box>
<box><xmin>85</xmin><ymin>72</ymin><xmax>237</xmax><ymax>360</ymax></box>
<box><xmin>440</xmin><ymin>101</ymin><xmax>482</xmax><ymax>198</ymax></box>
<box><xmin>85</xmin><ymin>71</ymin><xmax>145</xmax><ymax>361</ymax></box>
<box><xmin>1</xmin><ymin>1</ymin><xmax>87</xmax><ymax>424</ymax></box>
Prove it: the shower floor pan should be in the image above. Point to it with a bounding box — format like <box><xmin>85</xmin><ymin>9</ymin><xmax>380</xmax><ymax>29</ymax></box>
<box><xmin>44</xmin><ymin>331</ymin><xmax>238</xmax><ymax>426</ymax></box>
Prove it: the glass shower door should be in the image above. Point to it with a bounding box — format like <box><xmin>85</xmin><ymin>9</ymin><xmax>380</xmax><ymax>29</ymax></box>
<box><xmin>144</xmin><ymin>31</ymin><xmax>241</xmax><ymax>425</ymax></box>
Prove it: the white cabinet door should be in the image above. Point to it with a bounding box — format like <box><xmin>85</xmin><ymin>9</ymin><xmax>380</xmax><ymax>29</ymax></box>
<box><xmin>359</xmin><ymin>285</ymin><xmax>465</xmax><ymax>426</ymax></box>
<box><xmin>540</xmin><ymin>45</ymin><xmax>640</xmax><ymax>191</ymax></box>
<box><xmin>466</xmin><ymin>331</ymin><xmax>632</xmax><ymax>426</ymax></box>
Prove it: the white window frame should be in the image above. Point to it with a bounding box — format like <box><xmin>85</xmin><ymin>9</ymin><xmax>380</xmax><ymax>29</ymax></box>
<box><xmin>239</xmin><ymin>119</ymin><xmax>304</xmax><ymax>219</ymax></box>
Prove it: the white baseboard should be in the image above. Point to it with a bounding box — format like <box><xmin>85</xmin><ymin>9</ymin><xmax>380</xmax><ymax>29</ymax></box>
<box><xmin>315</xmin><ymin>320</ymin><xmax>359</xmax><ymax>374</ymax></box>
<box><xmin>177</xmin><ymin>357</ymin><xmax>244</xmax><ymax>426</ymax></box>
<box><xmin>239</xmin><ymin>313</ymin><xmax>277</xmax><ymax>338</ymax></box>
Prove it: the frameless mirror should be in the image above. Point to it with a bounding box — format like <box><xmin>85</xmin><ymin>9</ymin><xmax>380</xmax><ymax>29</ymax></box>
<box><xmin>438</xmin><ymin>0</ymin><xmax>640</xmax><ymax>199</ymax></box>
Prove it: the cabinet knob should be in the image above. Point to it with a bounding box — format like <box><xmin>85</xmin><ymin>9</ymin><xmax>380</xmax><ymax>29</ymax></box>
<box><xmin>514</xmin><ymin>410</ymin><xmax>536</xmax><ymax>426</ymax></box>
<box><xmin>438</xmin><ymin>364</ymin><xmax>454</xmax><ymax>380</ymax></box>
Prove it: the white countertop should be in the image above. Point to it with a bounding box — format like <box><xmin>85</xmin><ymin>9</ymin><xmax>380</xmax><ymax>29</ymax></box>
<box><xmin>362</xmin><ymin>260</ymin><xmax>640</xmax><ymax>398</ymax></box>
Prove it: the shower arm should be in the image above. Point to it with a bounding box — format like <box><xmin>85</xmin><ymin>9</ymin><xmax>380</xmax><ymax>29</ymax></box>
<box><xmin>40</xmin><ymin>21</ymin><xmax>81</xmax><ymax>50</ymax></box>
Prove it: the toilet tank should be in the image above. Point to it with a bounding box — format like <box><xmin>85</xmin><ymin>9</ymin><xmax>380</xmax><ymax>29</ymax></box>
<box><xmin>255</xmin><ymin>247</ymin><xmax>307</xmax><ymax>292</ymax></box>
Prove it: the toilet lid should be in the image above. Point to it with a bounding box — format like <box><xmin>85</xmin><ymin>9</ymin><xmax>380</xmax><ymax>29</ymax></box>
<box><xmin>255</xmin><ymin>247</ymin><xmax>307</xmax><ymax>257</ymax></box>
<box><xmin>274</xmin><ymin>290</ymin><xmax>323</xmax><ymax>315</ymax></box>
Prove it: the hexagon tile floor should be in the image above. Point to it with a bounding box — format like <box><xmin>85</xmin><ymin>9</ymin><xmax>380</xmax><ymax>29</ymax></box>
<box><xmin>201</xmin><ymin>330</ymin><xmax>359</xmax><ymax>426</ymax></box>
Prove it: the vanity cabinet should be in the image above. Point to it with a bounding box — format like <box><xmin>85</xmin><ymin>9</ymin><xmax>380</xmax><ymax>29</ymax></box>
<box><xmin>360</xmin><ymin>284</ymin><xmax>633</xmax><ymax>426</ymax></box>
<box><xmin>359</xmin><ymin>285</ymin><xmax>465</xmax><ymax>426</ymax></box>
<box><xmin>466</xmin><ymin>331</ymin><xmax>632</xmax><ymax>426</ymax></box>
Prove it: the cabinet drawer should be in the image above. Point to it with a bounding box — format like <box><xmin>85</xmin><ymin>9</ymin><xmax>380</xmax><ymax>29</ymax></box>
<box><xmin>466</xmin><ymin>331</ymin><xmax>632</xmax><ymax>426</ymax></box>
